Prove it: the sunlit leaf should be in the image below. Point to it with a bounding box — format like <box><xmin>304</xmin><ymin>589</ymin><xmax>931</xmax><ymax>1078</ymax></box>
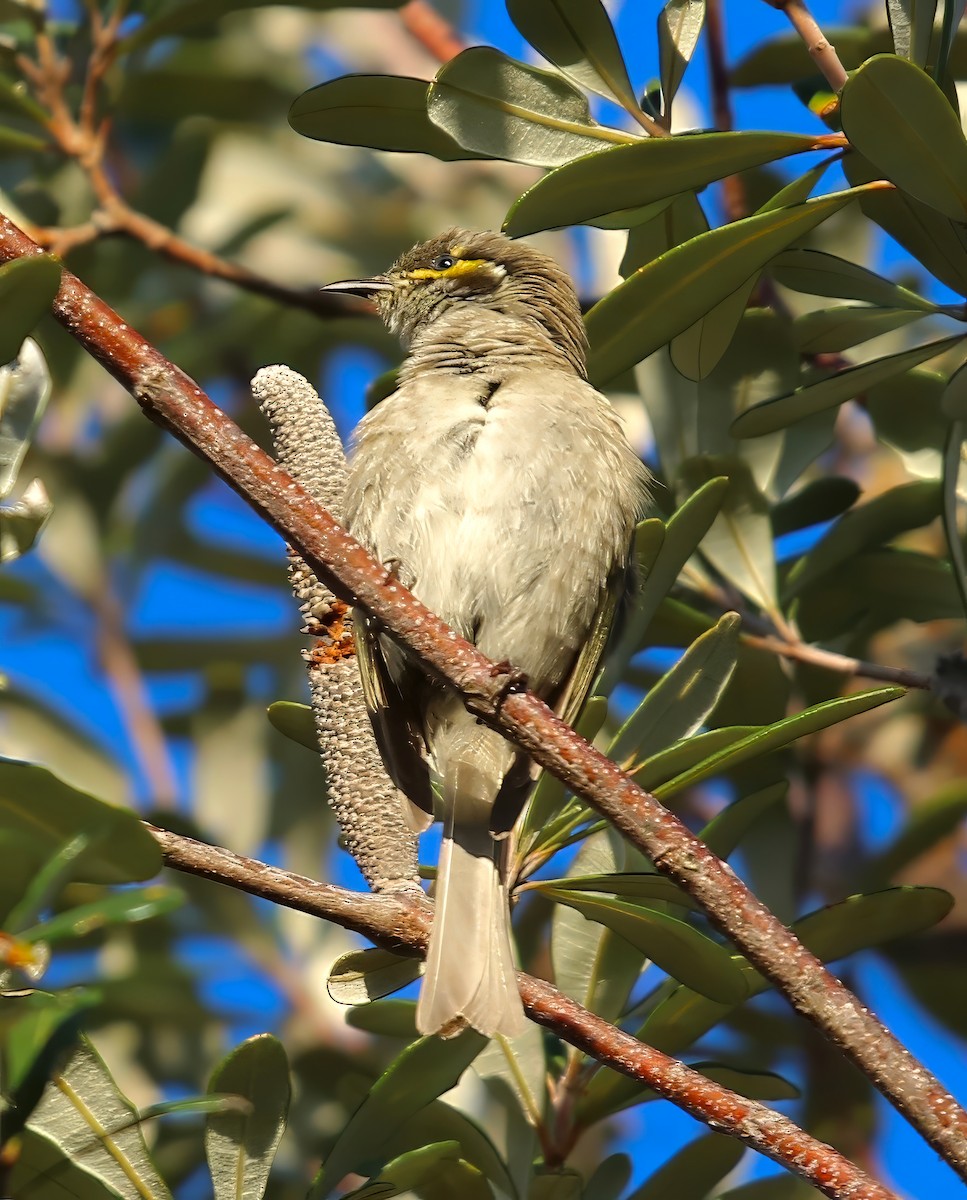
<box><xmin>506</xmin><ymin>0</ymin><xmax>638</xmax><ymax>110</ymax></box>
<box><xmin>328</xmin><ymin>948</ymin><xmax>423</xmax><ymax>1005</ymax></box>
<box><xmin>343</xmin><ymin>1142</ymin><xmax>491</xmax><ymax>1200</ymax></box>
<box><xmin>289</xmin><ymin>75</ymin><xmax>484</xmax><ymax>160</ymax></box>
<box><xmin>206</xmin><ymin>1035</ymin><xmax>290</xmax><ymax>1200</ymax></box>
<box><xmin>428</xmin><ymin>47</ymin><xmax>630</xmax><ymax>167</ymax></box>
<box><xmin>658</xmin><ymin>0</ymin><xmax>706</xmax><ymax>109</ymax></box>
<box><xmin>731</xmin><ymin>335</ymin><xmax>963</xmax><ymax>438</ymax></box>
<box><xmin>504</xmin><ymin>132</ymin><xmax>820</xmax><ymax>236</ymax></box>
<box><xmin>0</xmin><ymin>338</ymin><xmax>51</xmax><ymax>501</ymax></box>
<box><xmin>587</xmin><ymin>185</ymin><xmax>876</xmax><ymax>383</ymax></box>
<box><xmin>532</xmin><ymin>872</ymin><xmax>696</xmax><ymax>908</ymax></box>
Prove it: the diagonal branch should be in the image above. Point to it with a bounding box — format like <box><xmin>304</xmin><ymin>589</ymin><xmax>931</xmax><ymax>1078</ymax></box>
<box><xmin>149</xmin><ymin>823</ymin><xmax>899</xmax><ymax>1200</ymax></box>
<box><xmin>0</xmin><ymin>214</ymin><xmax>964</xmax><ymax>1180</ymax></box>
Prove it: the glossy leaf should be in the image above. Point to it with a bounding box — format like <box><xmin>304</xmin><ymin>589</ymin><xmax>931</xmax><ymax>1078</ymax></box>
<box><xmin>626</xmin><ymin>1133</ymin><xmax>744</xmax><ymax>1200</ymax></box>
<box><xmin>0</xmin><ymin>259</ymin><xmax>60</xmax><ymax>367</ymax></box>
<box><xmin>289</xmin><ymin>76</ymin><xmax>482</xmax><ymax>160</ymax></box>
<box><xmin>328</xmin><ymin>948</ymin><xmax>423</xmax><ymax>1005</ymax></box>
<box><xmin>206</xmin><ymin>1035</ymin><xmax>290</xmax><ymax>1200</ymax></box>
<box><xmin>532</xmin><ymin>872</ymin><xmax>696</xmax><ymax>909</ymax></box>
<box><xmin>731</xmin><ymin>334</ymin><xmax>963</xmax><ymax>438</ymax></box>
<box><xmin>309</xmin><ymin>1030</ymin><xmax>488</xmax><ymax>1199</ymax></box>
<box><xmin>770</xmin><ymin>247</ymin><xmax>936</xmax><ymax>310</ymax></box>
<box><xmin>506</xmin><ymin>0</ymin><xmax>638</xmax><ymax>110</ymax></box>
<box><xmin>0</xmin><ymin>338</ymin><xmax>51</xmax><ymax>500</ymax></box>
<box><xmin>654</xmin><ymin>687</ymin><xmax>904</xmax><ymax>799</ymax></box>
<box><xmin>771</xmin><ymin>476</ymin><xmax>861</xmax><ymax>535</ymax></box>
<box><xmin>586</xmin><ymin>185</ymin><xmax>874</xmax><ymax>383</ymax></box>
<box><xmin>620</xmin><ymin>190</ymin><xmax>709</xmax><ymax>276</ymax></box>
<box><xmin>609</xmin><ymin>613</ymin><xmax>740</xmax><ymax>767</ymax></box>
<box><xmin>841</xmin><ymin>56</ymin><xmax>967</xmax><ymax>221</ymax></box>
<box><xmin>544</xmin><ymin>887</ymin><xmax>749</xmax><ymax>1003</ymax></box>
<box><xmin>942</xmin><ymin>419</ymin><xmax>967</xmax><ymax>618</ymax></box>
<box><xmin>636</xmin><ymin>725</ymin><xmax>755</xmax><ymax>794</ymax></box>
<box><xmin>658</xmin><ymin>0</ymin><xmax>706</xmax><ymax>108</ymax></box>
<box><xmin>266</xmin><ymin>700</ymin><xmax>317</xmax><ymax>751</ymax></box>
<box><xmin>344</xmin><ymin>1142</ymin><xmax>491</xmax><ymax>1200</ymax></box>
<box><xmin>18</xmin><ymin>1039</ymin><xmax>172</xmax><ymax>1200</ymax></box>
<box><xmin>428</xmin><ymin>47</ymin><xmax>629</xmax><ymax>167</ymax></box>
<box><xmin>0</xmin><ymin>477</ymin><xmax>51</xmax><ymax>563</ymax></box>
<box><xmin>504</xmin><ymin>132</ymin><xmax>819</xmax><ymax>236</ymax></box>
<box><xmin>785</xmin><ymin>480</ymin><xmax>942</xmax><ymax>597</ymax></box>
<box><xmin>0</xmin><ymin>757</ymin><xmax>162</xmax><ymax>884</ymax></box>
<box><xmin>792</xmin><ymin>305</ymin><xmax>926</xmax><ymax>354</ymax></box>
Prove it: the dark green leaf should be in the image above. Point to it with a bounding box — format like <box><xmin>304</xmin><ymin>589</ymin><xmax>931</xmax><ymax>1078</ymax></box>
<box><xmin>206</xmin><ymin>1035</ymin><xmax>290</xmax><ymax>1200</ymax></box>
<box><xmin>669</xmin><ymin>276</ymin><xmax>757</xmax><ymax>380</ymax></box>
<box><xmin>731</xmin><ymin>335</ymin><xmax>964</xmax><ymax>438</ymax></box>
<box><xmin>506</xmin><ymin>0</ymin><xmax>638</xmax><ymax>110</ymax></box>
<box><xmin>428</xmin><ymin>47</ymin><xmax>629</xmax><ymax>167</ymax></box>
<box><xmin>626</xmin><ymin>1133</ymin><xmax>744</xmax><ymax>1200</ymax></box>
<box><xmin>327</xmin><ymin>948</ymin><xmax>423</xmax><ymax>1005</ymax></box>
<box><xmin>785</xmin><ymin>480</ymin><xmax>943</xmax><ymax>597</ymax></box>
<box><xmin>658</xmin><ymin>0</ymin><xmax>706</xmax><ymax>109</ymax></box>
<box><xmin>289</xmin><ymin>76</ymin><xmax>483</xmax><ymax>161</ymax></box>
<box><xmin>543</xmin><ymin>888</ymin><xmax>749</xmax><ymax>1003</ymax></box>
<box><xmin>653</xmin><ymin>687</ymin><xmax>904</xmax><ymax>799</ymax></box>
<box><xmin>0</xmin><ymin>257</ymin><xmax>60</xmax><ymax>365</ymax></box>
<box><xmin>841</xmin><ymin>56</ymin><xmax>967</xmax><ymax>220</ymax></box>
<box><xmin>942</xmin><ymin>419</ymin><xmax>967</xmax><ymax>618</ymax></box>
<box><xmin>531</xmin><ymin>872</ymin><xmax>696</xmax><ymax>908</ymax></box>
<box><xmin>636</xmin><ymin>726</ymin><xmax>755</xmax><ymax>794</ymax></box>
<box><xmin>586</xmin><ymin>185</ymin><xmax>875</xmax><ymax>383</ymax></box>
<box><xmin>583</xmin><ymin>1153</ymin><xmax>631</xmax><ymax>1200</ymax></box>
<box><xmin>699</xmin><ymin>782</ymin><xmax>788</xmax><ymax>859</ymax></box>
<box><xmin>347</xmin><ymin>999</ymin><xmax>418</xmax><ymax>1039</ymax></box>
<box><xmin>344</xmin><ymin>1142</ymin><xmax>491</xmax><ymax>1200</ymax></box>
<box><xmin>771</xmin><ymin>476</ymin><xmax>861</xmax><ymax>535</ymax></box>
<box><xmin>309</xmin><ymin>1030</ymin><xmax>488</xmax><ymax>1199</ymax></box>
<box><xmin>942</xmin><ymin>357</ymin><xmax>967</xmax><ymax>417</ymax></box>
<box><xmin>867</xmin><ymin>367</ymin><xmax>948</xmax><ymax>452</ymax></box>
<box><xmin>864</xmin><ymin>781</ymin><xmax>967</xmax><ymax>888</ymax></box>
<box><xmin>504</xmin><ymin>132</ymin><xmax>819</xmax><ymax>236</ymax></box>
<box><xmin>0</xmin><ymin>757</ymin><xmax>161</xmax><ymax>884</ymax></box>
<box><xmin>792</xmin><ymin>306</ymin><xmax>927</xmax><ymax>354</ymax></box>
<box><xmin>770</xmin><ymin>247</ymin><xmax>937</xmax><ymax>310</ymax></box>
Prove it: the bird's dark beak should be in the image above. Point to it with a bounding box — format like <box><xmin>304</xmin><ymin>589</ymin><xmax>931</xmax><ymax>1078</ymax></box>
<box><xmin>319</xmin><ymin>276</ymin><xmax>394</xmax><ymax>299</ymax></box>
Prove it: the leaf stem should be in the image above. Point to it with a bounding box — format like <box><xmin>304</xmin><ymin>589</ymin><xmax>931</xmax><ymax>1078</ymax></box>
<box><xmin>764</xmin><ymin>0</ymin><xmax>850</xmax><ymax>93</ymax></box>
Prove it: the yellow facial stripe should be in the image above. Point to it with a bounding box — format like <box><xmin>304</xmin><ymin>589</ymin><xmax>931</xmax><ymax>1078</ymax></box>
<box><xmin>405</xmin><ymin>258</ymin><xmax>489</xmax><ymax>281</ymax></box>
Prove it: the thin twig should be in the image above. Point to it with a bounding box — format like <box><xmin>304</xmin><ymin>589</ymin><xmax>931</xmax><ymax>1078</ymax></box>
<box><xmin>740</xmin><ymin>630</ymin><xmax>932</xmax><ymax>689</ymax></box>
<box><xmin>764</xmin><ymin>0</ymin><xmax>850</xmax><ymax>92</ymax></box>
<box><xmin>3</xmin><ymin>218</ymin><xmax>963</xmax><ymax>1180</ymax></box>
<box><xmin>399</xmin><ymin>0</ymin><xmax>465</xmax><ymax>62</ymax></box>
<box><xmin>149</xmin><ymin>823</ymin><xmax>901</xmax><ymax>1200</ymax></box>
<box><xmin>704</xmin><ymin>0</ymin><xmax>748</xmax><ymax>221</ymax></box>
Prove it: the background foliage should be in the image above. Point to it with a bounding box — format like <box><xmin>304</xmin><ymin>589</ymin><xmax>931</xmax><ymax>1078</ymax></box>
<box><xmin>1</xmin><ymin>0</ymin><xmax>967</xmax><ymax>1197</ymax></box>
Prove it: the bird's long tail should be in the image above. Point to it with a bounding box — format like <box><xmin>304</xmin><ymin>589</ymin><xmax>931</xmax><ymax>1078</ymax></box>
<box><xmin>416</xmin><ymin>725</ymin><xmax>526</xmax><ymax>1039</ymax></box>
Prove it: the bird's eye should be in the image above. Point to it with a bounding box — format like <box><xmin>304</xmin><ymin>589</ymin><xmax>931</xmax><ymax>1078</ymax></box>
<box><xmin>431</xmin><ymin>255</ymin><xmax>456</xmax><ymax>271</ymax></box>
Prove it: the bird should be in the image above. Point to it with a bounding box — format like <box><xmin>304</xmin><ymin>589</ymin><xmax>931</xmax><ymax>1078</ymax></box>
<box><xmin>321</xmin><ymin>229</ymin><xmax>649</xmax><ymax>1039</ymax></box>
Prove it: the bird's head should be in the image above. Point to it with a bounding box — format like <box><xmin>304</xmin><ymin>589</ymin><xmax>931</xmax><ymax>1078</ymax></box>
<box><xmin>321</xmin><ymin>228</ymin><xmax>588</xmax><ymax>376</ymax></box>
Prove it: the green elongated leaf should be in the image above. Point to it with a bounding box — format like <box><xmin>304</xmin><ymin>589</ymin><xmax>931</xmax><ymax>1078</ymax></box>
<box><xmin>669</xmin><ymin>275</ymin><xmax>758</xmax><ymax>382</ymax></box>
<box><xmin>868</xmin><ymin>367</ymin><xmax>948</xmax><ymax>452</ymax></box>
<box><xmin>544</xmin><ymin>888</ymin><xmax>749</xmax><ymax>1003</ymax></box>
<box><xmin>506</xmin><ymin>0</ymin><xmax>638</xmax><ymax>110</ymax></box>
<box><xmin>584</xmin><ymin>1154</ymin><xmax>631</xmax><ymax>1200</ymax></box>
<box><xmin>864</xmin><ymin>782</ymin><xmax>967</xmax><ymax>888</ymax></box>
<box><xmin>4</xmin><ymin>831</ymin><xmax>93</xmax><ymax>934</ymax></box>
<box><xmin>586</xmin><ymin>185</ymin><xmax>875</xmax><ymax>383</ymax></box>
<box><xmin>0</xmin><ymin>126</ymin><xmax>47</xmax><ymax>155</ymax></box>
<box><xmin>20</xmin><ymin>886</ymin><xmax>183</xmax><ymax>945</ymax></box>
<box><xmin>943</xmin><ymin>357</ymin><xmax>967</xmax><ymax>418</ymax></box>
<box><xmin>583</xmin><ymin>886</ymin><xmax>951</xmax><ymax>1120</ymax></box>
<box><xmin>770</xmin><ymin>247</ymin><xmax>937</xmax><ymax>310</ymax></box>
<box><xmin>16</xmin><ymin>1038</ymin><xmax>173</xmax><ymax>1200</ymax></box>
<box><xmin>266</xmin><ymin>700</ymin><xmax>316</xmax><ymax>752</ymax></box>
<box><xmin>531</xmin><ymin>872</ymin><xmax>696</xmax><ymax>909</ymax></box>
<box><xmin>309</xmin><ymin>1030</ymin><xmax>488</xmax><ymax>1200</ymax></box>
<box><xmin>621</xmin><ymin>190</ymin><xmax>709</xmax><ymax>276</ymax></box>
<box><xmin>206</xmin><ymin>1035</ymin><xmax>290</xmax><ymax>1200</ymax></box>
<box><xmin>609</xmin><ymin>613</ymin><xmax>740</xmax><ymax>767</ymax></box>
<box><xmin>344</xmin><ymin>1142</ymin><xmax>491</xmax><ymax>1200</ymax></box>
<box><xmin>288</xmin><ymin>75</ymin><xmax>482</xmax><ymax>161</ymax></box>
<box><xmin>347</xmin><ymin>999</ymin><xmax>418</xmax><ymax>1039</ymax></box>
<box><xmin>551</xmin><ymin>829</ymin><xmax>645</xmax><ymax>1024</ymax></box>
<box><xmin>771</xmin><ymin>476</ymin><xmax>861</xmax><ymax>536</ymax></box>
<box><xmin>328</xmin><ymin>948</ymin><xmax>423</xmax><ymax>1005</ymax></box>
<box><xmin>845</xmin><ymin>151</ymin><xmax>967</xmax><ymax>294</ymax></box>
<box><xmin>731</xmin><ymin>334</ymin><xmax>964</xmax><ymax>438</ymax></box>
<box><xmin>0</xmin><ymin>258</ymin><xmax>60</xmax><ymax>366</ymax></box>
<box><xmin>658</xmin><ymin>0</ymin><xmax>706</xmax><ymax>108</ymax></box>
<box><xmin>0</xmin><ymin>757</ymin><xmax>161</xmax><ymax>884</ymax></box>
<box><xmin>654</xmin><ymin>687</ymin><xmax>903</xmax><ymax>800</ymax></box>
<box><xmin>699</xmin><ymin>782</ymin><xmax>788</xmax><ymax>858</ymax></box>
<box><xmin>504</xmin><ymin>132</ymin><xmax>820</xmax><ymax>236</ymax></box>
<box><xmin>938</xmin><ymin>0</ymin><xmax>967</xmax><ymax>81</ymax></box>
<box><xmin>521</xmin><ymin>696</ymin><xmax>608</xmax><ymax>852</ymax></box>
<box><xmin>626</xmin><ymin>1133</ymin><xmax>744</xmax><ymax>1200</ymax></box>
<box><xmin>636</xmin><ymin>726</ymin><xmax>755</xmax><ymax>794</ymax></box>
<box><xmin>841</xmin><ymin>55</ymin><xmax>967</xmax><ymax>220</ymax></box>
<box><xmin>942</xmin><ymin>419</ymin><xmax>967</xmax><ymax>618</ymax></box>
<box><xmin>785</xmin><ymin>480</ymin><xmax>942</xmax><ymax>597</ymax></box>
<box><xmin>792</xmin><ymin>305</ymin><xmax>927</xmax><ymax>354</ymax></box>
<box><xmin>122</xmin><ymin>0</ymin><xmax>405</xmax><ymax>52</ymax></box>
<box><xmin>427</xmin><ymin>47</ymin><xmax>630</xmax><ymax>168</ymax></box>
<box><xmin>599</xmin><ymin>479</ymin><xmax>728</xmax><ymax>694</ymax></box>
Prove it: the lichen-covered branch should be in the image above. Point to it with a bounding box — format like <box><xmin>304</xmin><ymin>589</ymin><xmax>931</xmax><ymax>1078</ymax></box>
<box><xmin>149</xmin><ymin>823</ymin><xmax>900</xmax><ymax>1200</ymax></box>
<box><xmin>1</xmin><ymin>215</ymin><xmax>964</xmax><ymax>1180</ymax></box>
<box><xmin>253</xmin><ymin>366</ymin><xmax>419</xmax><ymax>891</ymax></box>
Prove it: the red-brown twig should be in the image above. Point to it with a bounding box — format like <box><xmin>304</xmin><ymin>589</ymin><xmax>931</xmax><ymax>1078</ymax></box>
<box><xmin>399</xmin><ymin>0</ymin><xmax>465</xmax><ymax>62</ymax></box>
<box><xmin>149</xmin><ymin>823</ymin><xmax>901</xmax><ymax>1200</ymax></box>
<box><xmin>1</xmin><ymin>217</ymin><xmax>964</xmax><ymax>1179</ymax></box>
<box><xmin>704</xmin><ymin>0</ymin><xmax>748</xmax><ymax>222</ymax></box>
